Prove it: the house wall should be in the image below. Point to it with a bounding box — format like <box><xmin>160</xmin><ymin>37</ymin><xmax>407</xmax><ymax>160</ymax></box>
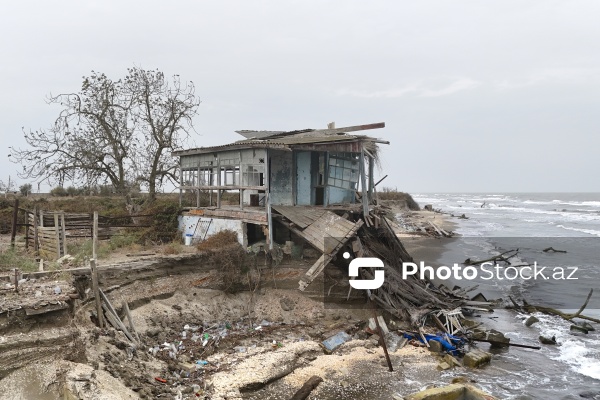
<box><xmin>269</xmin><ymin>150</ymin><xmax>294</xmax><ymax>206</ymax></box>
<box><xmin>178</xmin><ymin>215</ymin><xmax>246</xmax><ymax>246</ymax></box>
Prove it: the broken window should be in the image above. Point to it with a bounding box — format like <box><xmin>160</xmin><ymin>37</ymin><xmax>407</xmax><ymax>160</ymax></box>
<box><xmin>328</xmin><ymin>153</ymin><xmax>359</xmax><ymax>190</ymax></box>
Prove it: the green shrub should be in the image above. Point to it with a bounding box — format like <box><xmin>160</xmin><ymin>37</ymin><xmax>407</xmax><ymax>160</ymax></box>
<box><xmin>50</xmin><ymin>186</ymin><xmax>68</xmax><ymax>197</ymax></box>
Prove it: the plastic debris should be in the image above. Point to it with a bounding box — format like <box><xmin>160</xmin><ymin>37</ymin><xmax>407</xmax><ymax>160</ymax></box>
<box><xmin>321</xmin><ymin>331</ymin><xmax>352</xmax><ymax>353</ymax></box>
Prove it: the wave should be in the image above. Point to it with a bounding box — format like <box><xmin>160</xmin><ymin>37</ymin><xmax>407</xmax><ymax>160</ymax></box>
<box><xmin>555</xmin><ymin>340</ymin><xmax>600</xmax><ymax>380</ymax></box>
<box><xmin>555</xmin><ymin>225</ymin><xmax>600</xmax><ymax>237</ymax></box>
<box><xmin>533</xmin><ymin>313</ymin><xmax>600</xmax><ymax>381</ymax></box>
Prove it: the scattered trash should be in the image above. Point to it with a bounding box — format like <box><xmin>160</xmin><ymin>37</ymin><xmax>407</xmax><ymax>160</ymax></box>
<box><xmin>368</xmin><ymin>316</ymin><xmax>389</xmax><ymax>334</ymax></box>
<box><xmin>320</xmin><ymin>331</ymin><xmax>352</xmax><ymax>353</ymax></box>
<box><xmin>384</xmin><ymin>332</ymin><xmax>406</xmax><ymax>352</ymax></box>
<box><xmin>154</xmin><ymin>377</ymin><xmax>167</xmax><ymax>383</ymax></box>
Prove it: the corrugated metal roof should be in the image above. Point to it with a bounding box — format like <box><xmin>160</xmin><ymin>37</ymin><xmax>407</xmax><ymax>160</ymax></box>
<box><xmin>172</xmin><ymin>122</ymin><xmax>388</xmax><ymax>156</ymax></box>
<box><xmin>173</xmin><ymin>135</ymin><xmax>371</xmax><ymax>156</ymax></box>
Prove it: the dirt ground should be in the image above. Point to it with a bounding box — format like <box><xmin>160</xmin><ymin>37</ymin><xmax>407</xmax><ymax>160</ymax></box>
<box><xmin>1</xmin><ymin>285</ymin><xmax>447</xmax><ymax>400</ymax></box>
<box><xmin>0</xmin><ymin>207</ymin><xmax>463</xmax><ymax>399</ymax></box>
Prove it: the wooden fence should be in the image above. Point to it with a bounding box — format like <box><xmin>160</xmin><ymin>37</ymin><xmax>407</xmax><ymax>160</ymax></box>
<box><xmin>7</xmin><ymin>202</ymin><xmax>152</xmax><ymax>260</ymax></box>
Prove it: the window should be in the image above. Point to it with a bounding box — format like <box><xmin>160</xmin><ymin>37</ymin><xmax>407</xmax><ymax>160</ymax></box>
<box><xmin>328</xmin><ymin>153</ymin><xmax>359</xmax><ymax>190</ymax></box>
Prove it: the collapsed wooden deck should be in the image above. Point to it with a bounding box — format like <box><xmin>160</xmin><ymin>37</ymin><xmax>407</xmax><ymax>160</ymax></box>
<box><xmin>271</xmin><ymin>205</ymin><xmax>364</xmax><ymax>290</ymax></box>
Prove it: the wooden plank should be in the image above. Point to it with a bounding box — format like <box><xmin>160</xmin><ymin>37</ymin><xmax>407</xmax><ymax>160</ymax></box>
<box><xmin>53</xmin><ymin>213</ymin><xmax>61</xmax><ymax>258</ymax></box>
<box><xmin>99</xmin><ymin>289</ymin><xmax>135</xmax><ymax>342</ymax></box>
<box><xmin>10</xmin><ymin>199</ymin><xmax>19</xmax><ymax>248</ymax></box>
<box><xmin>359</xmin><ymin>149</ymin><xmax>369</xmax><ymax>217</ymax></box>
<box><xmin>33</xmin><ymin>207</ymin><xmax>39</xmax><ymax>255</ymax></box>
<box><xmin>91</xmin><ymin>259</ymin><xmax>104</xmax><ymax>328</ymax></box>
<box><xmin>122</xmin><ymin>300</ymin><xmax>139</xmax><ymax>342</ymax></box>
<box><xmin>299</xmin><ymin>219</ymin><xmax>364</xmax><ymax>291</ymax></box>
<box><xmin>93</xmin><ymin>211</ymin><xmax>98</xmax><ymax>260</ymax></box>
<box><xmin>60</xmin><ymin>212</ymin><xmax>67</xmax><ymax>256</ymax></box>
<box><xmin>25</xmin><ymin>302</ymin><xmax>68</xmax><ymax>316</ymax></box>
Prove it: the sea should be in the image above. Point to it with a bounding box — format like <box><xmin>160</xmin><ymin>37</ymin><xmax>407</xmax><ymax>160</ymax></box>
<box><xmin>411</xmin><ymin>193</ymin><xmax>600</xmax><ymax>399</ymax></box>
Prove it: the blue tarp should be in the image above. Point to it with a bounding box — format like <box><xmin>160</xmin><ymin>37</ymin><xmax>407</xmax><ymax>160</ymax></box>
<box><xmin>403</xmin><ymin>332</ymin><xmax>466</xmax><ymax>356</ymax></box>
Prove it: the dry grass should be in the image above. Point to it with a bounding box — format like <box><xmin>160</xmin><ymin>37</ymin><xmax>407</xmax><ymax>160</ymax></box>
<box><xmin>196</xmin><ymin>230</ymin><xmax>239</xmax><ymax>251</ymax></box>
<box><xmin>162</xmin><ymin>243</ymin><xmax>182</xmax><ymax>255</ymax></box>
<box><xmin>378</xmin><ymin>188</ymin><xmax>420</xmax><ymax>210</ymax></box>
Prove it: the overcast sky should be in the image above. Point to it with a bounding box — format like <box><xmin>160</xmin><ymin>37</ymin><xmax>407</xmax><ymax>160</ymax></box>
<box><xmin>1</xmin><ymin>1</ymin><xmax>599</xmax><ymax>193</ymax></box>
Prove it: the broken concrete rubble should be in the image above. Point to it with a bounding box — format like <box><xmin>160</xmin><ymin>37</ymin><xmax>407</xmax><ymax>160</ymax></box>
<box><xmin>404</xmin><ymin>383</ymin><xmax>497</xmax><ymax>400</ymax></box>
<box><xmin>463</xmin><ymin>349</ymin><xmax>492</xmax><ymax>368</ymax></box>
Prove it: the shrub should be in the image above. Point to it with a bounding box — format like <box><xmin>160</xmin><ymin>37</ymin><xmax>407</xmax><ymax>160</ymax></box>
<box><xmin>19</xmin><ymin>183</ymin><xmax>32</xmax><ymax>196</ymax></box>
<box><xmin>135</xmin><ymin>199</ymin><xmax>181</xmax><ymax>244</ymax></box>
<box><xmin>379</xmin><ymin>188</ymin><xmax>420</xmax><ymax>211</ymax></box>
<box><xmin>50</xmin><ymin>186</ymin><xmax>68</xmax><ymax>197</ymax></box>
<box><xmin>196</xmin><ymin>230</ymin><xmax>239</xmax><ymax>251</ymax></box>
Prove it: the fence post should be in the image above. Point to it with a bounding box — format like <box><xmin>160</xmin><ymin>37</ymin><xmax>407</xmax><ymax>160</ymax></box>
<box><xmin>90</xmin><ymin>259</ymin><xmax>104</xmax><ymax>328</ymax></box>
<box><xmin>33</xmin><ymin>206</ymin><xmax>39</xmax><ymax>257</ymax></box>
<box><xmin>93</xmin><ymin>211</ymin><xmax>98</xmax><ymax>260</ymax></box>
<box><xmin>60</xmin><ymin>211</ymin><xmax>67</xmax><ymax>256</ymax></box>
<box><xmin>10</xmin><ymin>199</ymin><xmax>19</xmax><ymax>249</ymax></box>
<box><xmin>53</xmin><ymin>212</ymin><xmax>60</xmax><ymax>258</ymax></box>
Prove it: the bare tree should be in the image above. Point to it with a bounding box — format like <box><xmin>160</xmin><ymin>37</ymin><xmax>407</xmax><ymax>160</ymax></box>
<box><xmin>10</xmin><ymin>67</ymin><xmax>200</xmax><ymax>202</ymax></box>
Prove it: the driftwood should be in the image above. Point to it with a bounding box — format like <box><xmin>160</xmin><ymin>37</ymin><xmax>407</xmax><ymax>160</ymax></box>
<box><xmin>290</xmin><ymin>376</ymin><xmax>323</xmax><ymax>400</ymax></box>
<box><xmin>471</xmin><ymin>338</ymin><xmax>541</xmax><ymax>350</ymax></box>
<box><xmin>516</xmin><ymin>289</ymin><xmax>600</xmax><ymax>324</ymax></box>
<box><xmin>464</xmin><ymin>249</ymin><xmax>519</xmax><ymax>266</ymax></box>
<box><xmin>543</xmin><ymin>247</ymin><xmax>567</xmax><ymax>253</ymax></box>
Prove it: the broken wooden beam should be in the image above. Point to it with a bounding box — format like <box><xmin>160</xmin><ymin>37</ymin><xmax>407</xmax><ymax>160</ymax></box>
<box><xmin>290</xmin><ymin>376</ymin><xmax>323</xmax><ymax>400</ymax></box>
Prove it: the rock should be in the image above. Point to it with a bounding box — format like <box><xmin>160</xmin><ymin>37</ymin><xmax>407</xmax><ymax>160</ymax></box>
<box><xmin>178</xmin><ymin>362</ymin><xmax>196</xmax><ymax>372</ymax></box>
<box><xmin>369</xmin><ymin>334</ymin><xmax>380</xmax><ymax>347</ymax></box>
<box><xmin>570</xmin><ymin>324</ymin><xmax>589</xmax><ymax>334</ymax></box>
<box><xmin>579</xmin><ymin>390</ymin><xmax>600</xmax><ymax>398</ymax></box>
<box><xmin>471</xmin><ymin>329</ymin><xmax>487</xmax><ymax>340</ymax></box>
<box><xmin>57</xmin><ymin>254</ymin><xmax>76</xmax><ymax>265</ymax></box>
<box><xmin>471</xmin><ymin>292</ymin><xmax>488</xmax><ymax>302</ymax></box>
<box><xmin>487</xmin><ymin>329</ymin><xmax>510</xmax><ymax>347</ymax></box>
<box><xmin>444</xmin><ymin>354</ymin><xmax>461</xmax><ymax>368</ymax></box>
<box><xmin>525</xmin><ymin>316</ymin><xmax>540</xmax><ymax>327</ymax></box>
<box><xmin>463</xmin><ymin>349</ymin><xmax>492</xmax><ymax>368</ymax></box>
<box><xmin>539</xmin><ymin>335</ymin><xmax>557</xmax><ymax>345</ymax></box>
<box><xmin>461</xmin><ymin>319</ymin><xmax>479</xmax><ymax>328</ymax></box>
<box><xmin>437</xmin><ymin>361</ymin><xmax>451</xmax><ymax>370</ymax></box>
<box><xmin>451</xmin><ymin>376</ymin><xmax>469</xmax><ymax>384</ymax></box>
<box><xmin>279</xmin><ymin>297</ymin><xmax>295</xmax><ymax>311</ymax></box>
<box><xmin>580</xmin><ymin>322</ymin><xmax>595</xmax><ymax>332</ymax></box>
<box><xmin>171</xmin><ymin>304</ymin><xmax>182</xmax><ymax>311</ymax></box>
<box><xmin>427</xmin><ymin>340</ymin><xmax>443</xmax><ymax>353</ymax></box>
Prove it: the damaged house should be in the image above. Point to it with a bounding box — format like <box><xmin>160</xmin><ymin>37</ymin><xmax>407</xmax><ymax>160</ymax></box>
<box><xmin>174</xmin><ymin>122</ymin><xmax>466</xmax><ymax>321</ymax></box>
<box><xmin>174</xmin><ymin>122</ymin><xmax>387</xmax><ymax>287</ymax></box>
